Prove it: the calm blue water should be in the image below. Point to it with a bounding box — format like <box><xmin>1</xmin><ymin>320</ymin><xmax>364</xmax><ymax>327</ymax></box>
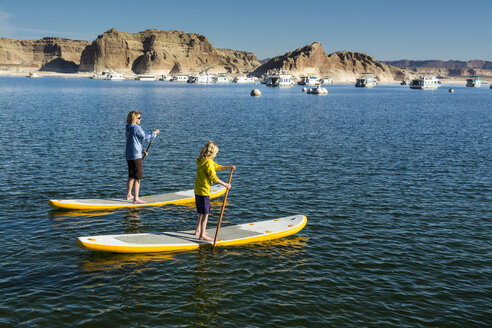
<box><xmin>0</xmin><ymin>77</ymin><xmax>490</xmax><ymax>327</ymax></box>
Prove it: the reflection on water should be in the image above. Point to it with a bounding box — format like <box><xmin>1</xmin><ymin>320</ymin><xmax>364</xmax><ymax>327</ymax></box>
<box><xmin>190</xmin><ymin>249</ymin><xmax>221</xmax><ymax>327</ymax></box>
<box><xmin>49</xmin><ymin>209</ymin><xmax>114</xmax><ymax>220</ymax></box>
<box><xmin>79</xmin><ymin>252</ymin><xmax>175</xmax><ymax>272</ymax></box>
<box><xmin>124</xmin><ymin>208</ymin><xmax>142</xmax><ymax>234</ymax></box>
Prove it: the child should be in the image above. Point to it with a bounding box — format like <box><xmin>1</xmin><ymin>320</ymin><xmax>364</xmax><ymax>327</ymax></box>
<box><xmin>194</xmin><ymin>141</ymin><xmax>235</xmax><ymax>241</ymax></box>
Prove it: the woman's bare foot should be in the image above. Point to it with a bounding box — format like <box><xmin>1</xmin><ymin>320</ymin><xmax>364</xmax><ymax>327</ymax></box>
<box><xmin>126</xmin><ymin>195</ymin><xmax>134</xmax><ymax>201</ymax></box>
<box><xmin>194</xmin><ymin>230</ymin><xmax>201</xmax><ymax>237</ymax></box>
<box><xmin>133</xmin><ymin>198</ymin><xmax>146</xmax><ymax>204</ymax></box>
<box><xmin>199</xmin><ymin>235</ymin><xmax>214</xmax><ymax>242</ymax></box>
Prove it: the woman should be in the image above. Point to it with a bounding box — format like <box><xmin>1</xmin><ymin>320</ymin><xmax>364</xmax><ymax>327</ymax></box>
<box><xmin>125</xmin><ymin>110</ymin><xmax>159</xmax><ymax>204</ymax></box>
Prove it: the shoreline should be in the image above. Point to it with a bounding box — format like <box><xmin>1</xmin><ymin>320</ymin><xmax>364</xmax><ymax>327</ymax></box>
<box><xmin>0</xmin><ymin>70</ymin><xmax>488</xmax><ymax>85</ymax></box>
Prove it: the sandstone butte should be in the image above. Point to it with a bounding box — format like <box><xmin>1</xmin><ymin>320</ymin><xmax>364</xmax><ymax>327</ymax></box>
<box><xmin>251</xmin><ymin>42</ymin><xmax>409</xmax><ymax>83</ymax></box>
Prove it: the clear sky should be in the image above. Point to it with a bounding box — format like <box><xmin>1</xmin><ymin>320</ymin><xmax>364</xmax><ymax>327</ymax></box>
<box><xmin>1</xmin><ymin>0</ymin><xmax>491</xmax><ymax>61</ymax></box>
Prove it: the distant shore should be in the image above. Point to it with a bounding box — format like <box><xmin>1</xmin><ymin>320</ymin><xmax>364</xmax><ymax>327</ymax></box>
<box><xmin>1</xmin><ymin>70</ymin><xmax>489</xmax><ymax>85</ymax></box>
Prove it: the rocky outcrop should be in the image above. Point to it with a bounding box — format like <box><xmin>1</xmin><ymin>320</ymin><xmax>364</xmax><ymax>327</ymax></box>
<box><xmin>79</xmin><ymin>28</ymin><xmax>260</xmax><ymax>74</ymax></box>
<box><xmin>250</xmin><ymin>42</ymin><xmax>409</xmax><ymax>82</ymax></box>
<box><xmin>0</xmin><ymin>37</ymin><xmax>90</xmax><ymax>72</ymax></box>
<box><xmin>383</xmin><ymin>59</ymin><xmax>492</xmax><ymax>70</ymax></box>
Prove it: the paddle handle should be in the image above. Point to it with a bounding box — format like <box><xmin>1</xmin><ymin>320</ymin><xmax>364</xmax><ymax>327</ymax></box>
<box><xmin>142</xmin><ymin>133</ymin><xmax>157</xmax><ymax>161</ymax></box>
<box><xmin>212</xmin><ymin>168</ymin><xmax>234</xmax><ymax>252</ymax></box>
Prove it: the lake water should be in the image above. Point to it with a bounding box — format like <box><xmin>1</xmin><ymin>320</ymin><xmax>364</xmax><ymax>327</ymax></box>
<box><xmin>0</xmin><ymin>77</ymin><xmax>490</xmax><ymax>327</ymax></box>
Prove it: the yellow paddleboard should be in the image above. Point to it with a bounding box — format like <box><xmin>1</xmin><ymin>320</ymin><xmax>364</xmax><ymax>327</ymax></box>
<box><xmin>49</xmin><ymin>185</ymin><xmax>226</xmax><ymax>210</ymax></box>
<box><xmin>77</xmin><ymin>215</ymin><xmax>307</xmax><ymax>253</ymax></box>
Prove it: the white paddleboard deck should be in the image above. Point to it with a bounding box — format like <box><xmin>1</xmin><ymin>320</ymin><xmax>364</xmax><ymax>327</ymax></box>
<box><xmin>49</xmin><ymin>185</ymin><xmax>226</xmax><ymax>210</ymax></box>
<box><xmin>77</xmin><ymin>215</ymin><xmax>307</xmax><ymax>253</ymax></box>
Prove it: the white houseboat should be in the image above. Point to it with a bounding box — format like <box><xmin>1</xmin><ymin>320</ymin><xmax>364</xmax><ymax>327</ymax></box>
<box><xmin>188</xmin><ymin>73</ymin><xmax>215</xmax><ymax>83</ymax></box>
<box><xmin>298</xmin><ymin>76</ymin><xmax>320</xmax><ymax>86</ymax></box>
<box><xmin>90</xmin><ymin>72</ymin><xmax>109</xmax><ymax>79</ymax></box>
<box><xmin>136</xmin><ymin>75</ymin><xmax>156</xmax><ymax>81</ymax></box>
<box><xmin>409</xmin><ymin>76</ymin><xmax>441</xmax><ymax>89</ymax></box>
<box><xmin>214</xmin><ymin>75</ymin><xmax>231</xmax><ymax>83</ymax></box>
<box><xmin>355</xmin><ymin>75</ymin><xmax>378</xmax><ymax>88</ymax></box>
<box><xmin>233</xmin><ymin>76</ymin><xmax>256</xmax><ymax>83</ymax></box>
<box><xmin>160</xmin><ymin>75</ymin><xmax>173</xmax><ymax>81</ymax></box>
<box><xmin>320</xmin><ymin>77</ymin><xmax>333</xmax><ymax>85</ymax></box>
<box><xmin>26</xmin><ymin>72</ymin><xmax>40</xmax><ymax>78</ymax></box>
<box><xmin>266</xmin><ymin>71</ymin><xmax>294</xmax><ymax>87</ymax></box>
<box><xmin>104</xmin><ymin>72</ymin><xmax>125</xmax><ymax>80</ymax></box>
<box><xmin>172</xmin><ymin>75</ymin><xmax>190</xmax><ymax>82</ymax></box>
<box><xmin>466</xmin><ymin>76</ymin><xmax>482</xmax><ymax>87</ymax></box>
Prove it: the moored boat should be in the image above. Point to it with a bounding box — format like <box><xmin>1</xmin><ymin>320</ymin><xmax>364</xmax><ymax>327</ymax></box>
<box><xmin>466</xmin><ymin>76</ymin><xmax>482</xmax><ymax>87</ymax></box>
<box><xmin>136</xmin><ymin>75</ymin><xmax>156</xmax><ymax>81</ymax></box>
<box><xmin>233</xmin><ymin>76</ymin><xmax>256</xmax><ymax>83</ymax></box>
<box><xmin>320</xmin><ymin>77</ymin><xmax>333</xmax><ymax>85</ymax></box>
<box><xmin>306</xmin><ymin>85</ymin><xmax>328</xmax><ymax>94</ymax></box>
<box><xmin>409</xmin><ymin>76</ymin><xmax>441</xmax><ymax>89</ymax></box>
<box><xmin>355</xmin><ymin>75</ymin><xmax>378</xmax><ymax>88</ymax></box>
<box><xmin>26</xmin><ymin>72</ymin><xmax>40</xmax><ymax>78</ymax></box>
<box><xmin>104</xmin><ymin>72</ymin><xmax>125</xmax><ymax>80</ymax></box>
<box><xmin>90</xmin><ymin>72</ymin><xmax>108</xmax><ymax>79</ymax></box>
<box><xmin>214</xmin><ymin>75</ymin><xmax>231</xmax><ymax>83</ymax></box>
<box><xmin>160</xmin><ymin>75</ymin><xmax>173</xmax><ymax>81</ymax></box>
<box><xmin>188</xmin><ymin>72</ymin><xmax>215</xmax><ymax>83</ymax></box>
<box><xmin>266</xmin><ymin>70</ymin><xmax>294</xmax><ymax>87</ymax></box>
<box><xmin>298</xmin><ymin>76</ymin><xmax>320</xmax><ymax>86</ymax></box>
<box><xmin>172</xmin><ymin>75</ymin><xmax>190</xmax><ymax>82</ymax></box>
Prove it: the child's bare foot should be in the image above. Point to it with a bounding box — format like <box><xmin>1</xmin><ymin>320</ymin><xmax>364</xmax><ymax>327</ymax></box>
<box><xmin>126</xmin><ymin>195</ymin><xmax>134</xmax><ymax>201</ymax></box>
<box><xmin>133</xmin><ymin>199</ymin><xmax>146</xmax><ymax>204</ymax></box>
<box><xmin>194</xmin><ymin>230</ymin><xmax>201</xmax><ymax>237</ymax></box>
<box><xmin>199</xmin><ymin>235</ymin><xmax>214</xmax><ymax>242</ymax></box>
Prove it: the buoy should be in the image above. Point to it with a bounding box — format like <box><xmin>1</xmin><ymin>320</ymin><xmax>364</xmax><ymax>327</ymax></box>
<box><xmin>449</xmin><ymin>88</ymin><xmax>454</xmax><ymax>93</ymax></box>
<box><xmin>250</xmin><ymin>89</ymin><xmax>261</xmax><ymax>97</ymax></box>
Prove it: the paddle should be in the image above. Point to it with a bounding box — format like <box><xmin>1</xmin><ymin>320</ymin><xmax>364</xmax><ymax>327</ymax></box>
<box><xmin>142</xmin><ymin>133</ymin><xmax>157</xmax><ymax>161</ymax></box>
<box><xmin>212</xmin><ymin>168</ymin><xmax>235</xmax><ymax>253</ymax></box>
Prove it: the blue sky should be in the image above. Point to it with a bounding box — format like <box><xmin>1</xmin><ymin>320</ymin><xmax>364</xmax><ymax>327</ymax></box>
<box><xmin>1</xmin><ymin>0</ymin><xmax>491</xmax><ymax>61</ymax></box>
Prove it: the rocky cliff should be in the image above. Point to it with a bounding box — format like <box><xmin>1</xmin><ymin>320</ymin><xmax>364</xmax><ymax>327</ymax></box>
<box><xmin>383</xmin><ymin>59</ymin><xmax>492</xmax><ymax>69</ymax></box>
<box><xmin>0</xmin><ymin>37</ymin><xmax>90</xmax><ymax>72</ymax></box>
<box><xmin>251</xmin><ymin>42</ymin><xmax>409</xmax><ymax>82</ymax></box>
<box><xmin>79</xmin><ymin>28</ymin><xmax>260</xmax><ymax>74</ymax></box>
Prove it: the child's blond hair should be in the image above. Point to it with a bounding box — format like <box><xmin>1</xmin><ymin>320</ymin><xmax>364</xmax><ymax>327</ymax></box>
<box><xmin>198</xmin><ymin>141</ymin><xmax>219</xmax><ymax>159</ymax></box>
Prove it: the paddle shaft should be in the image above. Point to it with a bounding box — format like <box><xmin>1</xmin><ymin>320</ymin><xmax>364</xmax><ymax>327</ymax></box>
<box><xmin>142</xmin><ymin>134</ymin><xmax>157</xmax><ymax>161</ymax></box>
<box><xmin>212</xmin><ymin>168</ymin><xmax>234</xmax><ymax>252</ymax></box>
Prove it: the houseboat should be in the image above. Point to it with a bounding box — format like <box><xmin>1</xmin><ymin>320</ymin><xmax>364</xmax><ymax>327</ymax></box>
<box><xmin>266</xmin><ymin>71</ymin><xmax>294</xmax><ymax>87</ymax></box>
<box><xmin>160</xmin><ymin>75</ymin><xmax>173</xmax><ymax>81</ymax></box>
<box><xmin>409</xmin><ymin>76</ymin><xmax>441</xmax><ymax>89</ymax></box>
<box><xmin>298</xmin><ymin>76</ymin><xmax>320</xmax><ymax>86</ymax></box>
<box><xmin>136</xmin><ymin>75</ymin><xmax>156</xmax><ymax>81</ymax></box>
<box><xmin>233</xmin><ymin>76</ymin><xmax>256</xmax><ymax>83</ymax></box>
<box><xmin>172</xmin><ymin>75</ymin><xmax>189</xmax><ymax>82</ymax></box>
<box><xmin>355</xmin><ymin>75</ymin><xmax>378</xmax><ymax>88</ymax></box>
<box><xmin>214</xmin><ymin>75</ymin><xmax>231</xmax><ymax>83</ymax></box>
<box><xmin>320</xmin><ymin>77</ymin><xmax>333</xmax><ymax>85</ymax></box>
<box><xmin>104</xmin><ymin>72</ymin><xmax>125</xmax><ymax>80</ymax></box>
<box><xmin>26</xmin><ymin>72</ymin><xmax>40</xmax><ymax>78</ymax></box>
<box><xmin>188</xmin><ymin>73</ymin><xmax>215</xmax><ymax>83</ymax></box>
<box><xmin>90</xmin><ymin>72</ymin><xmax>108</xmax><ymax>79</ymax></box>
<box><xmin>466</xmin><ymin>76</ymin><xmax>482</xmax><ymax>87</ymax></box>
